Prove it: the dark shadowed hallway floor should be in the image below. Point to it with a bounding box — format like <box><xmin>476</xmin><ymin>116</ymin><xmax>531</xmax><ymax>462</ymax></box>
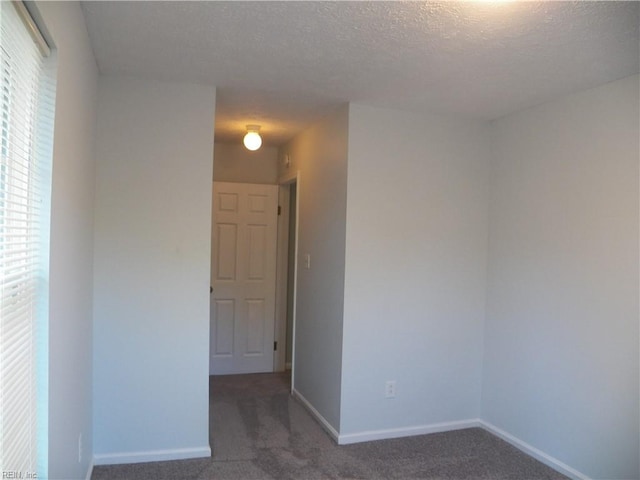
<box><xmin>92</xmin><ymin>373</ymin><xmax>568</xmax><ymax>479</ymax></box>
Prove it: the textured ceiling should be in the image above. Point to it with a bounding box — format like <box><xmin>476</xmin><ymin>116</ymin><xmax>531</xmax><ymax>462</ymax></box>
<box><xmin>81</xmin><ymin>1</ymin><xmax>639</xmax><ymax>146</ymax></box>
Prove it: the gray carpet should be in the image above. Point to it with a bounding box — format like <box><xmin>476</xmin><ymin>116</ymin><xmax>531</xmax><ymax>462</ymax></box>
<box><xmin>91</xmin><ymin>373</ymin><xmax>568</xmax><ymax>480</ymax></box>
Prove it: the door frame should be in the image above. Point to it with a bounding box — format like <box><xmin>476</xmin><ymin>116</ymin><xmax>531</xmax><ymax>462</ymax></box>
<box><xmin>274</xmin><ymin>172</ymin><xmax>299</xmax><ymax>383</ymax></box>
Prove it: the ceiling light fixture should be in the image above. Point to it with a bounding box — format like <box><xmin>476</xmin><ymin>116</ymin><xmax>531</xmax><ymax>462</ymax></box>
<box><xmin>243</xmin><ymin>125</ymin><xmax>262</xmax><ymax>151</ymax></box>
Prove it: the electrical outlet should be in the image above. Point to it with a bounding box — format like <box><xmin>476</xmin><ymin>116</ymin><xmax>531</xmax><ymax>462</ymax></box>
<box><xmin>304</xmin><ymin>254</ymin><xmax>311</xmax><ymax>270</ymax></box>
<box><xmin>78</xmin><ymin>433</ymin><xmax>82</xmax><ymax>463</ymax></box>
<box><xmin>385</xmin><ymin>380</ymin><xmax>396</xmax><ymax>398</ymax></box>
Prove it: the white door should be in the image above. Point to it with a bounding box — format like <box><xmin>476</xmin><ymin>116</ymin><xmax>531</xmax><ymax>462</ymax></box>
<box><xmin>210</xmin><ymin>182</ymin><xmax>278</xmax><ymax>374</ymax></box>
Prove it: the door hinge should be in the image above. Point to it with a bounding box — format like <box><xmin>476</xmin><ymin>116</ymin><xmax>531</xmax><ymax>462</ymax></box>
<box><xmin>278</xmin><ymin>205</ymin><xmax>281</xmax><ymax>216</ymax></box>
<box><xmin>274</xmin><ymin>341</ymin><xmax>278</xmax><ymax>351</ymax></box>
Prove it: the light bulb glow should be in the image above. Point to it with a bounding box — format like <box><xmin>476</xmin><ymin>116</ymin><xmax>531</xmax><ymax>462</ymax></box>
<box><xmin>243</xmin><ymin>125</ymin><xmax>262</xmax><ymax>151</ymax></box>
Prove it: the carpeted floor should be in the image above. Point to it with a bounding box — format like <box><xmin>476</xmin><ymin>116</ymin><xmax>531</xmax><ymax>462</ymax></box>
<box><xmin>91</xmin><ymin>373</ymin><xmax>568</xmax><ymax>479</ymax></box>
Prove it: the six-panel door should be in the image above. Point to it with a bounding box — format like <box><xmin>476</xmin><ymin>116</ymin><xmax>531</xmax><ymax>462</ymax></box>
<box><xmin>210</xmin><ymin>182</ymin><xmax>278</xmax><ymax>374</ymax></box>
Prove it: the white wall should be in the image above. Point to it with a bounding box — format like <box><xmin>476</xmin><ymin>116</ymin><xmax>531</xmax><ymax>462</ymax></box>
<box><xmin>483</xmin><ymin>75</ymin><xmax>639</xmax><ymax>479</ymax></box>
<box><xmin>341</xmin><ymin>104</ymin><xmax>489</xmax><ymax>439</ymax></box>
<box><xmin>93</xmin><ymin>76</ymin><xmax>215</xmax><ymax>462</ymax></box>
<box><xmin>35</xmin><ymin>2</ymin><xmax>99</xmax><ymax>478</ymax></box>
<box><xmin>213</xmin><ymin>143</ymin><xmax>278</xmax><ymax>184</ymax></box>
<box><xmin>279</xmin><ymin>106</ymin><xmax>349</xmax><ymax>431</ymax></box>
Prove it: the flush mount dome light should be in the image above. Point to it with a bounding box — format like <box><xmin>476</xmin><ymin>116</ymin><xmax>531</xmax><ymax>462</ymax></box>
<box><xmin>243</xmin><ymin>125</ymin><xmax>262</xmax><ymax>151</ymax></box>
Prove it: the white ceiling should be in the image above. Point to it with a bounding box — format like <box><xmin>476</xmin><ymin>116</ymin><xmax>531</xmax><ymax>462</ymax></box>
<box><xmin>81</xmin><ymin>1</ymin><xmax>639</xmax><ymax>147</ymax></box>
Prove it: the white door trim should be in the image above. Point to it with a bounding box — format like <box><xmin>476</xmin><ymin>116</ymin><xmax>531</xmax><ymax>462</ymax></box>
<box><xmin>274</xmin><ymin>185</ymin><xmax>290</xmax><ymax>372</ymax></box>
<box><xmin>275</xmin><ymin>171</ymin><xmax>300</xmax><ymax>391</ymax></box>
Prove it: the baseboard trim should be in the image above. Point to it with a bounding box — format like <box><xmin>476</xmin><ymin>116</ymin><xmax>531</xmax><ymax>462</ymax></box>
<box><xmin>289</xmin><ymin>392</ymin><xmax>482</xmax><ymax>447</ymax></box>
<box><xmin>291</xmin><ymin>388</ymin><xmax>340</xmax><ymax>442</ymax></box>
<box><xmin>93</xmin><ymin>445</ymin><xmax>211</xmax><ymax>466</ymax></box>
<box><xmin>84</xmin><ymin>458</ymin><xmax>94</xmax><ymax>480</ymax></box>
<box><xmin>479</xmin><ymin>421</ymin><xmax>590</xmax><ymax>480</ymax></box>
<box><xmin>276</xmin><ymin>391</ymin><xmax>589</xmax><ymax>479</ymax></box>
<box><xmin>338</xmin><ymin>419</ymin><xmax>481</xmax><ymax>445</ymax></box>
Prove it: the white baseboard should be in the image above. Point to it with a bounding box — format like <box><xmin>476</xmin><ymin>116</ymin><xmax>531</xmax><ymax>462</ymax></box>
<box><xmin>291</xmin><ymin>388</ymin><xmax>340</xmax><ymax>442</ymax></box>
<box><xmin>93</xmin><ymin>445</ymin><xmax>211</xmax><ymax>466</ymax></box>
<box><xmin>291</xmin><ymin>390</ymin><xmax>480</xmax><ymax>447</ymax></box>
<box><xmin>84</xmin><ymin>459</ymin><xmax>94</xmax><ymax>480</ymax></box>
<box><xmin>286</xmin><ymin>398</ymin><xmax>587</xmax><ymax>480</ymax></box>
<box><xmin>338</xmin><ymin>419</ymin><xmax>481</xmax><ymax>445</ymax></box>
<box><xmin>479</xmin><ymin>421</ymin><xmax>590</xmax><ymax>480</ymax></box>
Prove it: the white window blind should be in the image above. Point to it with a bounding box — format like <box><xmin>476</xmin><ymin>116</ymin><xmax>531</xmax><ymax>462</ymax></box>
<box><xmin>0</xmin><ymin>2</ymin><xmax>52</xmax><ymax>476</ymax></box>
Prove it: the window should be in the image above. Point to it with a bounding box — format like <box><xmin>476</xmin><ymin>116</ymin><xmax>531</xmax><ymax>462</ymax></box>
<box><xmin>0</xmin><ymin>2</ymin><xmax>53</xmax><ymax>476</ymax></box>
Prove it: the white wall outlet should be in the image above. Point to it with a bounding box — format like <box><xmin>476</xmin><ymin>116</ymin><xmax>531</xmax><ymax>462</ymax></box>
<box><xmin>78</xmin><ymin>433</ymin><xmax>83</xmax><ymax>463</ymax></box>
<box><xmin>304</xmin><ymin>253</ymin><xmax>311</xmax><ymax>270</ymax></box>
<box><xmin>385</xmin><ymin>380</ymin><xmax>396</xmax><ymax>398</ymax></box>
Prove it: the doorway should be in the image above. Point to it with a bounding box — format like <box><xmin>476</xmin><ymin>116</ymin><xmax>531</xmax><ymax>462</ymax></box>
<box><xmin>209</xmin><ymin>176</ymin><xmax>299</xmax><ymax>377</ymax></box>
<box><xmin>274</xmin><ymin>177</ymin><xmax>298</xmax><ymax>379</ymax></box>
